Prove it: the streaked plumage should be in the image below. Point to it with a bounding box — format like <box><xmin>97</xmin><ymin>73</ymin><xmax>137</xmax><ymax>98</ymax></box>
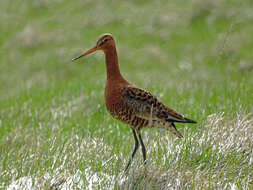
<box><xmin>72</xmin><ymin>33</ymin><xmax>197</xmax><ymax>171</ymax></box>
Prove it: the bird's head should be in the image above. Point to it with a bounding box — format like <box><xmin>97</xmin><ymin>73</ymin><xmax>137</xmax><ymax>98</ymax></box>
<box><xmin>72</xmin><ymin>33</ymin><xmax>115</xmax><ymax>61</ymax></box>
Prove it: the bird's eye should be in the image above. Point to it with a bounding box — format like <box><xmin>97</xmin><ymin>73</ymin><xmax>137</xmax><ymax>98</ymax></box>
<box><xmin>104</xmin><ymin>38</ymin><xmax>108</xmax><ymax>42</ymax></box>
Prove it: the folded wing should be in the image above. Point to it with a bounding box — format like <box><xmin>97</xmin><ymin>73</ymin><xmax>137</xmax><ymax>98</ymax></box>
<box><xmin>123</xmin><ymin>85</ymin><xmax>197</xmax><ymax>124</ymax></box>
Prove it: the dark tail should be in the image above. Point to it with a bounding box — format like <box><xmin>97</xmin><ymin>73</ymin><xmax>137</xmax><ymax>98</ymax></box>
<box><xmin>167</xmin><ymin>117</ymin><xmax>197</xmax><ymax>124</ymax></box>
<box><xmin>183</xmin><ymin>117</ymin><xmax>197</xmax><ymax>124</ymax></box>
<box><xmin>171</xmin><ymin>123</ymin><xmax>183</xmax><ymax>138</ymax></box>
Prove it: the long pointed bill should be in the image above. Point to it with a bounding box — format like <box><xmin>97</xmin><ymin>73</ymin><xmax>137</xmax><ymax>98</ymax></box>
<box><xmin>72</xmin><ymin>46</ymin><xmax>98</xmax><ymax>62</ymax></box>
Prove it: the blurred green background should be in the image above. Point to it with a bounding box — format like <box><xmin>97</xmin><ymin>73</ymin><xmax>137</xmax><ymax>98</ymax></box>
<box><xmin>0</xmin><ymin>0</ymin><xmax>252</xmax><ymax>189</ymax></box>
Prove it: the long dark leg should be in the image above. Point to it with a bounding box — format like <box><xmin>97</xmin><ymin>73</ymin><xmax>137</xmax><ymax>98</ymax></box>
<box><xmin>137</xmin><ymin>131</ymin><xmax>146</xmax><ymax>165</ymax></box>
<box><xmin>125</xmin><ymin>129</ymin><xmax>139</xmax><ymax>171</ymax></box>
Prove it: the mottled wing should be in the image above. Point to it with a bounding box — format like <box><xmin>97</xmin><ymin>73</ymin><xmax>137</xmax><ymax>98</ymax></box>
<box><xmin>123</xmin><ymin>86</ymin><xmax>196</xmax><ymax>123</ymax></box>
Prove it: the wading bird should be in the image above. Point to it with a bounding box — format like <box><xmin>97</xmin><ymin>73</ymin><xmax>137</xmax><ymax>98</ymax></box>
<box><xmin>72</xmin><ymin>34</ymin><xmax>197</xmax><ymax>171</ymax></box>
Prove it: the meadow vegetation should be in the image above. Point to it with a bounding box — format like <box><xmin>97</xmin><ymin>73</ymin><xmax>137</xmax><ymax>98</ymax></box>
<box><xmin>0</xmin><ymin>0</ymin><xmax>252</xmax><ymax>189</ymax></box>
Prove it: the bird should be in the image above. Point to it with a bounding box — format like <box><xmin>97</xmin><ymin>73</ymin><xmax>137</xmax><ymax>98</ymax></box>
<box><xmin>72</xmin><ymin>33</ymin><xmax>197</xmax><ymax>171</ymax></box>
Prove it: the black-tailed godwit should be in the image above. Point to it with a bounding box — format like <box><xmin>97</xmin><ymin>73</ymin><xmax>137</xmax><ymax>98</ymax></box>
<box><xmin>72</xmin><ymin>34</ymin><xmax>197</xmax><ymax>171</ymax></box>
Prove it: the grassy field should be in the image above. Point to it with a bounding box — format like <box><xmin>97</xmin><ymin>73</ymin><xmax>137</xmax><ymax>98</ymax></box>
<box><xmin>0</xmin><ymin>0</ymin><xmax>253</xmax><ymax>189</ymax></box>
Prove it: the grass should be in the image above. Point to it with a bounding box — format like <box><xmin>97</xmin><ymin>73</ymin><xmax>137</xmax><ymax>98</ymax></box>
<box><xmin>0</xmin><ymin>0</ymin><xmax>253</xmax><ymax>189</ymax></box>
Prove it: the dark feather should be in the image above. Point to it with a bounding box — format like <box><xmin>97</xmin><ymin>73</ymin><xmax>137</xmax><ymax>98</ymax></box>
<box><xmin>123</xmin><ymin>86</ymin><xmax>197</xmax><ymax>124</ymax></box>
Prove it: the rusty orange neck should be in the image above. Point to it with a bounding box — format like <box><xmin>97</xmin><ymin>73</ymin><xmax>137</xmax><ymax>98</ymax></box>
<box><xmin>104</xmin><ymin>45</ymin><xmax>123</xmax><ymax>81</ymax></box>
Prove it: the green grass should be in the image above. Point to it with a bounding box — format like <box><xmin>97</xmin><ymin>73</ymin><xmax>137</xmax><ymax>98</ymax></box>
<box><xmin>0</xmin><ymin>0</ymin><xmax>253</xmax><ymax>189</ymax></box>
